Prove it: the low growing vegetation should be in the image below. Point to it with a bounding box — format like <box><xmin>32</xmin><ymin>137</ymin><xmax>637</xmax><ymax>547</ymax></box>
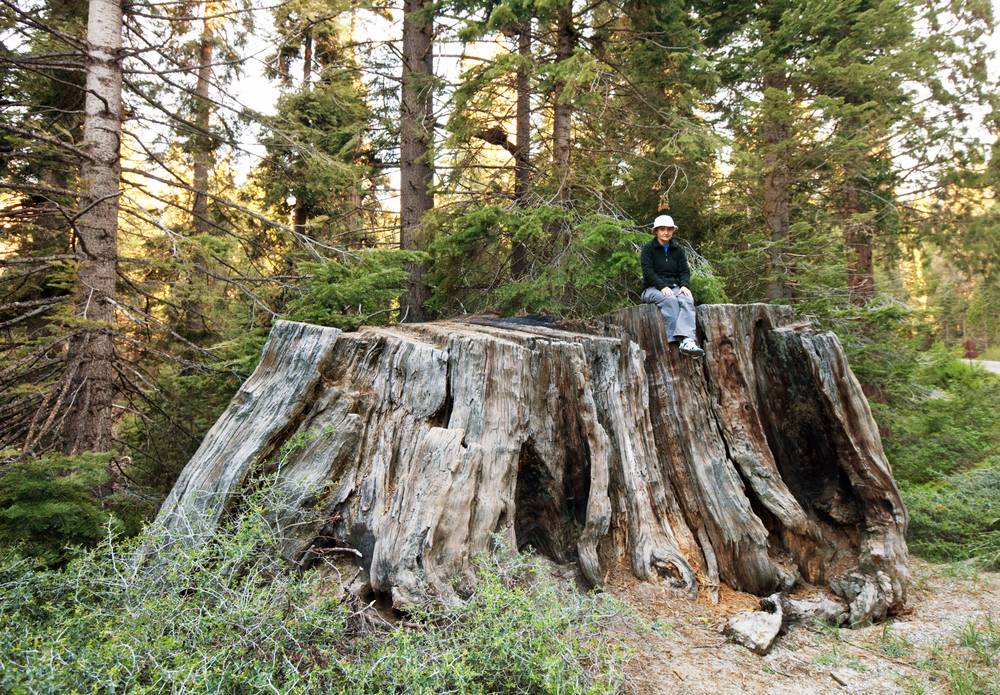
<box><xmin>0</xmin><ymin>480</ymin><xmax>628</xmax><ymax>694</ymax></box>
<box><xmin>841</xmin><ymin>308</ymin><xmax>1000</xmax><ymax>570</ymax></box>
<box><xmin>882</xmin><ymin>358</ymin><xmax>1000</xmax><ymax>569</ymax></box>
<box><xmin>897</xmin><ymin>617</ymin><xmax>1000</xmax><ymax>695</ymax></box>
<box><xmin>0</xmin><ymin>451</ymin><xmax>123</xmax><ymax>566</ymax></box>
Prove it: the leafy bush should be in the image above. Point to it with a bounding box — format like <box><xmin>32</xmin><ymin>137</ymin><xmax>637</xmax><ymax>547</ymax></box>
<box><xmin>342</xmin><ymin>548</ymin><xmax>626</xmax><ymax>693</ymax></box>
<box><xmin>882</xmin><ymin>353</ymin><xmax>1000</xmax><ymax>566</ymax></box>
<box><xmin>284</xmin><ymin>249</ymin><xmax>426</xmax><ymax>329</ymax></box>
<box><xmin>688</xmin><ymin>260</ymin><xmax>729</xmax><ymax>304</ymax></box>
<box><xmin>0</xmin><ymin>451</ymin><xmax>116</xmax><ymax>566</ymax></box>
<box><xmin>880</xmin><ymin>354</ymin><xmax>1000</xmax><ymax>485</ymax></box>
<box><xmin>831</xmin><ymin>304</ymin><xmax>1000</xmax><ymax>567</ymax></box>
<box><xmin>902</xmin><ymin>462</ymin><xmax>1000</xmax><ymax>570</ymax></box>
<box><xmin>427</xmin><ymin>205</ymin><xmax>726</xmax><ymax>318</ymax></box>
<box><xmin>0</xmin><ymin>478</ymin><xmax>627</xmax><ymax>694</ymax></box>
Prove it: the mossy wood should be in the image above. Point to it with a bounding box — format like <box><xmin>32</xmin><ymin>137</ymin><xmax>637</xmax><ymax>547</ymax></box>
<box><xmin>152</xmin><ymin>304</ymin><xmax>908</xmax><ymax>623</ymax></box>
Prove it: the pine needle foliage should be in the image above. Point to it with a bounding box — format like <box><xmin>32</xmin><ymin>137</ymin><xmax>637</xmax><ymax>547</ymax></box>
<box><xmin>904</xmin><ymin>462</ymin><xmax>1000</xmax><ymax>570</ymax></box>
<box><xmin>0</xmin><ymin>451</ymin><xmax>116</xmax><ymax>567</ymax></box>
<box><xmin>427</xmin><ymin>205</ymin><xmax>727</xmax><ymax>318</ymax></box>
<box><xmin>284</xmin><ymin>250</ymin><xmax>427</xmax><ymax>329</ymax></box>
<box><xmin>835</xmin><ymin>306</ymin><xmax>1000</xmax><ymax>569</ymax></box>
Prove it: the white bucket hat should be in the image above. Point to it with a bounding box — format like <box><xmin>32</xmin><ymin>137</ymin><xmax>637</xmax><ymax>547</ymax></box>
<box><xmin>652</xmin><ymin>214</ymin><xmax>676</xmax><ymax>230</ymax></box>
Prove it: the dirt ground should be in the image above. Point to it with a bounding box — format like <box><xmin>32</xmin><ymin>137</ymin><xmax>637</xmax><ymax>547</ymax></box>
<box><xmin>602</xmin><ymin>559</ymin><xmax>1000</xmax><ymax>695</ymax></box>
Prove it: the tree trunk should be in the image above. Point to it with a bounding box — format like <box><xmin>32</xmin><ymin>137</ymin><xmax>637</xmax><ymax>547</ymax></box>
<box><xmin>294</xmin><ymin>25</ymin><xmax>312</xmax><ymax>238</ymax></box>
<box><xmin>843</xmin><ymin>183</ymin><xmax>876</xmax><ymax>306</ymax></box>
<box><xmin>191</xmin><ymin>1</ymin><xmax>216</xmax><ymax>234</ymax></box>
<box><xmin>551</xmin><ymin>2</ymin><xmax>574</xmax><ymax>201</ymax></box>
<box><xmin>761</xmin><ymin>69</ymin><xmax>792</xmax><ymax>301</ymax></box>
<box><xmin>302</xmin><ymin>25</ymin><xmax>312</xmax><ymax>89</ymax></box>
<box><xmin>293</xmin><ymin>203</ymin><xmax>308</xmax><ymax>238</ymax></box>
<box><xmin>399</xmin><ymin>0</ymin><xmax>434</xmax><ymax>322</ymax></box>
<box><xmin>56</xmin><ymin>0</ymin><xmax>123</xmax><ymax>454</ymax></box>
<box><xmin>172</xmin><ymin>0</ymin><xmax>220</xmax><ymax>342</ymax></box>
<box><xmin>511</xmin><ymin>19</ymin><xmax>531</xmax><ymax>278</ymax></box>
<box><xmin>151</xmin><ymin>304</ymin><xmax>909</xmax><ymax>624</ymax></box>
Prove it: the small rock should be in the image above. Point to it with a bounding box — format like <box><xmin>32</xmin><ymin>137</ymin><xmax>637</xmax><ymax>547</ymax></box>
<box><xmin>831</xmin><ymin>571</ymin><xmax>893</xmax><ymax>624</ymax></box>
<box><xmin>725</xmin><ymin>593</ymin><xmax>783</xmax><ymax>654</ymax></box>
<box><xmin>781</xmin><ymin>593</ymin><xmax>848</xmax><ymax>626</ymax></box>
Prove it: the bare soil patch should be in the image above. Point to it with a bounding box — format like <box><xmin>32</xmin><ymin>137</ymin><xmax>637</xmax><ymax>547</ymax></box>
<box><xmin>604</xmin><ymin>559</ymin><xmax>1000</xmax><ymax>694</ymax></box>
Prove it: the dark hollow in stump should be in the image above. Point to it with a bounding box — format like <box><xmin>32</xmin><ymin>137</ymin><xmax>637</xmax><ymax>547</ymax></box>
<box><xmin>151</xmin><ymin>304</ymin><xmax>908</xmax><ymax>623</ymax></box>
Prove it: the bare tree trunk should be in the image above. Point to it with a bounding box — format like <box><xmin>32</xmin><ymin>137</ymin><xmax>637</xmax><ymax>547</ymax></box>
<box><xmin>551</xmin><ymin>2</ymin><xmax>574</xmax><ymax>201</ymax></box>
<box><xmin>302</xmin><ymin>25</ymin><xmax>312</xmax><ymax>88</ymax></box>
<box><xmin>152</xmin><ymin>304</ymin><xmax>909</xmax><ymax>624</ymax></box>
<box><xmin>399</xmin><ymin>0</ymin><xmax>434</xmax><ymax>322</ymax></box>
<box><xmin>294</xmin><ymin>26</ymin><xmax>313</xmax><ymax>238</ymax></box>
<box><xmin>761</xmin><ymin>69</ymin><xmax>792</xmax><ymax>301</ymax></box>
<box><xmin>293</xmin><ymin>204</ymin><xmax>308</xmax><ymax>238</ymax></box>
<box><xmin>843</xmin><ymin>183</ymin><xmax>875</xmax><ymax>306</ymax></box>
<box><xmin>511</xmin><ymin>19</ymin><xmax>531</xmax><ymax>278</ymax></box>
<box><xmin>56</xmin><ymin>0</ymin><xmax>123</xmax><ymax>454</ymax></box>
<box><xmin>191</xmin><ymin>1</ymin><xmax>216</xmax><ymax>234</ymax></box>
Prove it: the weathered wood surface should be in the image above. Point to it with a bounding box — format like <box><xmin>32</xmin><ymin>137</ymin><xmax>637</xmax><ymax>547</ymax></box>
<box><xmin>152</xmin><ymin>304</ymin><xmax>908</xmax><ymax>622</ymax></box>
<box><xmin>153</xmin><ymin>321</ymin><xmax>341</xmax><ymax>541</ymax></box>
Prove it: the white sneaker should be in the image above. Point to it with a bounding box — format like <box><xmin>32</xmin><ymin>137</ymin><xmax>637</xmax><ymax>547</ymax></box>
<box><xmin>678</xmin><ymin>337</ymin><xmax>704</xmax><ymax>358</ymax></box>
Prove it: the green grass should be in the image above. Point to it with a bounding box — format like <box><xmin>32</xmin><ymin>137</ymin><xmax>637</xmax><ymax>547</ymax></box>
<box><xmin>957</xmin><ymin>617</ymin><xmax>999</xmax><ymax>668</ymax></box>
<box><xmin>904</xmin><ymin>618</ymin><xmax>1000</xmax><ymax>695</ymax></box>
<box><xmin>878</xmin><ymin>624</ymin><xmax>914</xmax><ymax>658</ymax></box>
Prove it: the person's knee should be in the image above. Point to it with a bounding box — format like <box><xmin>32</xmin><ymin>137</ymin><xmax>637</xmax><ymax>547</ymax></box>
<box><xmin>657</xmin><ymin>293</ymin><xmax>678</xmax><ymax>307</ymax></box>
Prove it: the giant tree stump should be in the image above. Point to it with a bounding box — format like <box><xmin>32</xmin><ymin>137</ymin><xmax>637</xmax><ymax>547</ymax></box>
<box><xmin>152</xmin><ymin>304</ymin><xmax>909</xmax><ymax>623</ymax></box>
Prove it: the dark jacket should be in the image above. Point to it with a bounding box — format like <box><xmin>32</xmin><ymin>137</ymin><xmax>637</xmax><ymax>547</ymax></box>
<box><xmin>640</xmin><ymin>238</ymin><xmax>690</xmax><ymax>290</ymax></box>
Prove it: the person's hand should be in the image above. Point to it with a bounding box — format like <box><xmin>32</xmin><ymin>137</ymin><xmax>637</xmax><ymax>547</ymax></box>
<box><xmin>661</xmin><ymin>287</ymin><xmax>671</xmax><ymax>295</ymax></box>
<box><xmin>678</xmin><ymin>286</ymin><xmax>692</xmax><ymax>299</ymax></box>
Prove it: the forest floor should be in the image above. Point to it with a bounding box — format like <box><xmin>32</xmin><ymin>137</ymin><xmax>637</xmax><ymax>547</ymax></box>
<box><xmin>596</xmin><ymin>559</ymin><xmax>1000</xmax><ymax>694</ymax></box>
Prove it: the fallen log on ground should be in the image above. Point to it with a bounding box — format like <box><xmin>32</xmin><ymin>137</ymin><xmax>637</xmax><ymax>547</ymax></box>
<box><xmin>150</xmin><ymin>304</ymin><xmax>909</xmax><ymax>624</ymax></box>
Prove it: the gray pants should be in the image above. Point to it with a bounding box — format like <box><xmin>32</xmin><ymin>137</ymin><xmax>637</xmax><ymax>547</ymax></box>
<box><xmin>641</xmin><ymin>287</ymin><xmax>696</xmax><ymax>341</ymax></box>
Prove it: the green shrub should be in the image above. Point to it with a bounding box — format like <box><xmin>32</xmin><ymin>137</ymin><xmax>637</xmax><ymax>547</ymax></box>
<box><xmin>0</xmin><ymin>478</ymin><xmax>627</xmax><ymax>694</ymax></box>
<box><xmin>902</xmin><ymin>462</ymin><xmax>1000</xmax><ymax>569</ymax></box>
<box><xmin>427</xmin><ymin>204</ymin><xmax>726</xmax><ymax>318</ymax></box>
<box><xmin>689</xmin><ymin>266</ymin><xmax>729</xmax><ymax>305</ymax></box>
<box><xmin>343</xmin><ymin>549</ymin><xmax>626</xmax><ymax>694</ymax></box>
<box><xmin>879</xmin><ymin>353</ymin><xmax>1000</xmax><ymax>485</ymax></box>
<box><xmin>879</xmin><ymin>350</ymin><xmax>1000</xmax><ymax>567</ymax></box>
<box><xmin>831</xmin><ymin>304</ymin><xmax>1000</xmax><ymax>568</ymax></box>
<box><xmin>284</xmin><ymin>249</ymin><xmax>426</xmax><ymax>329</ymax></box>
<box><xmin>0</xmin><ymin>452</ymin><xmax>115</xmax><ymax>566</ymax></box>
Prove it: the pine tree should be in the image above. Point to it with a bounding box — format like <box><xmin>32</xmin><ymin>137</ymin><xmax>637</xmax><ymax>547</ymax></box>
<box><xmin>0</xmin><ymin>1</ymin><xmax>88</xmax><ymax>450</ymax></box>
<box><xmin>191</xmin><ymin>1</ymin><xmax>220</xmax><ymax>234</ymax></box>
<box><xmin>400</xmin><ymin>0</ymin><xmax>436</xmax><ymax>321</ymax></box>
<box><xmin>697</xmin><ymin>0</ymin><xmax>995</xmax><ymax>307</ymax></box>
<box><xmin>54</xmin><ymin>0</ymin><xmax>124</xmax><ymax>454</ymax></box>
